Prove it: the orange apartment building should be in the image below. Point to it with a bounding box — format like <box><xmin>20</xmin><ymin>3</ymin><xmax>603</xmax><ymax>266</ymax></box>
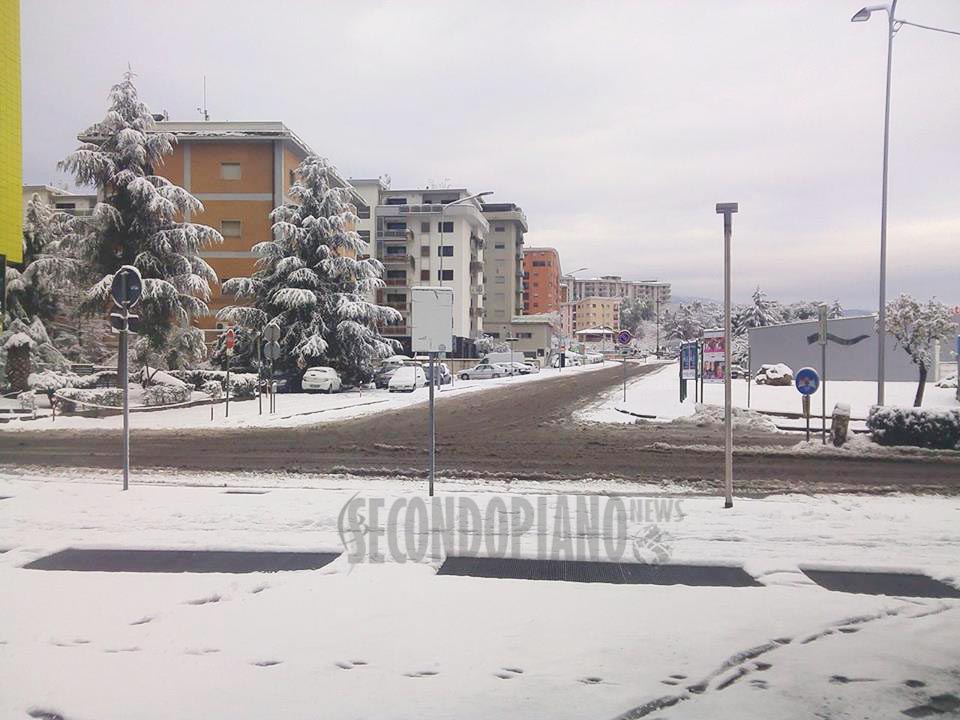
<box><xmin>154</xmin><ymin>121</ymin><xmax>361</xmax><ymax>330</ymax></box>
<box><xmin>521</xmin><ymin>247</ymin><xmax>562</xmax><ymax>315</ymax></box>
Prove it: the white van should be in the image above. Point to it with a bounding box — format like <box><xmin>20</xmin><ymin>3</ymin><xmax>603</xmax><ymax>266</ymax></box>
<box><xmin>388</xmin><ymin>365</ymin><xmax>427</xmax><ymax>392</ymax></box>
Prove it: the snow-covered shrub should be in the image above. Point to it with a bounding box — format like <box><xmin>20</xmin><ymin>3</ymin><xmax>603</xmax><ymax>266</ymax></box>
<box><xmin>72</xmin><ymin>370</ymin><xmax>119</xmax><ymax>389</ymax></box>
<box><xmin>227</xmin><ymin>373</ymin><xmax>258</xmax><ymax>399</ymax></box>
<box><xmin>200</xmin><ymin>380</ymin><xmax>223</xmax><ymax>400</ymax></box>
<box><xmin>866</xmin><ymin>406</ymin><xmax>960</xmax><ymax>450</ymax></box>
<box><xmin>28</xmin><ymin>370</ymin><xmax>80</xmax><ymax>395</ymax></box>
<box><xmin>755</xmin><ymin>363</ymin><xmax>794</xmax><ymax>386</ymax></box>
<box><xmin>138</xmin><ymin>366</ymin><xmax>188</xmax><ymax>388</ymax></box>
<box><xmin>169</xmin><ymin>369</ymin><xmax>228</xmax><ymax>388</ymax></box>
<box><xmin>142</xmin><ymin>383</ymin><xmax>193</xmax><ymax>406</ymax></box>
<box><xmin>56</xmin><ymin>387</ymin><xmax>125</xmax><ymax>413</ymax></box>
<box><xmin>18</xmin><ymin>390</ymin><xmax>37</xmax><ymax>412</ymax></box>
<box><xmin>936</xmin><ymin>374</ymin><xmax>957</xmax><ymax>389</ymax></box>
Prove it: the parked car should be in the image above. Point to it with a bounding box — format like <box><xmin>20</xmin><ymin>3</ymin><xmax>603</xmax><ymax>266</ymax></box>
<box><xmin>302</xmin><ymin>366</ymin><xmax>342</xmax><ymax>393</ymax></box>
<box><xmin>523</xmin><ymin>361</ymin><xmax>541</xmax><ymax>374</ymax></box>
<box><xmin>389</xmin><ymin>365</ymin><xmax>427</xmax><ymax>392</ymax></box>
<box><xmin>503</xmin><ymin>361</ymin><xmax>533</xmax><ymax>375</ymax></box>
<box><xmin>424</xmin><ymin>362</ymin><xmax>452</xmax><ymax>386</ymax></box>
<box><xmin>730</xmin><ymin>364</ymin><xmax>748</xmax><ymax>379</ymax></box>
<box><xmin>373</xmin><ymin>355</ymin><xmax>413</xmax><ymax>388</ymax></box>
<box><xmin>459</xmin><ymin>363</ymin><xmax>508</xmax><ymax>380</ymax></box>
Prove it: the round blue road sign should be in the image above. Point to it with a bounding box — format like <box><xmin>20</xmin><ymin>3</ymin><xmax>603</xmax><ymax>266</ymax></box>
<box><xmin>617</xmin><ymin>330</ymin><xmax>632</xmax><ymax>345</ymax></box>
<box><xmin>795</xmin><ymin>366</ymin><xmax>820</xmax><ymax>395</ymax></box>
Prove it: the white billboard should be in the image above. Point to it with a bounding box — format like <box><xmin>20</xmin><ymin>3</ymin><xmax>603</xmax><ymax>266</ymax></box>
<box><xmin>411</xmin><ymin>286</ymin><xmax>454</xmax><ymax>353</ymax></box>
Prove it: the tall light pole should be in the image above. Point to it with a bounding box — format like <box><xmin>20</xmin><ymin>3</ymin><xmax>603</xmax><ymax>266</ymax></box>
<box><xmin>851</xmin><ymin>3</ymin><xmax>960</xmax><ymax>405</ymax></box>
<box><xmin>716</xmin><ymin>203</ymin><xmax>738</xmax><ymax>510</ymax></box>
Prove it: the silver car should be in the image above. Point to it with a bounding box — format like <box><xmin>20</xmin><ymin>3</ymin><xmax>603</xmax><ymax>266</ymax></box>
<box><xmin>458</xmin><ymin>363</ymin><xmax>506</xmax><ymax>380</ymax></box>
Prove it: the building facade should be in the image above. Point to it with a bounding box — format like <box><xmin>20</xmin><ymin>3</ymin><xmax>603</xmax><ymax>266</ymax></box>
<box><xmin>368</xmin><ymin>187</ymin><xmax>488</xmax><ymax>356</ymax></box>
<box><xmin>571</xmin><ymin>296</ymin><xmax>620</xmax><ymax>332</ymax></box>
<box><xmin>153</xmin><ymin>121</ymin><xmax>360</xmax><ymax>330</ymax></box>
<box><xmin>522</xmin><ymin>247</ymin><xmax>562</xmax><ymax>315</ymax></box>
<box><xmin>481</xmin><ymin>203</ymin><xmax>527</xmax><ymax>339</ymax></box>
<box><xmin>22</xmin><ymin>185</ymin><xmax>97</xmax><ymax>217</ymax></box>
<box><xmin>561</xmin><ymin>274</ymin><xmax>671</xmax><ymax>307</ymax></box>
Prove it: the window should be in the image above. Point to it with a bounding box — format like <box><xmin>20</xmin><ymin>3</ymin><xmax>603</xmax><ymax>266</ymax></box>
<box><xmin>386</xmin><ymin>270</ymin><xmax>407</xmax><ymax>280</ymax></box>
<box><xmin>420</xmin><ymin>245</ymin><xmax>430</xmax><ymax>257</ymax></box>
<box><xmin>532</xmin><ymin>260</ymin><xmax>546</xmax><ymax>267</ymax></box>
<box><xmin>220</xmin><ymin>162</ymin><xmax>242</xmax><ymax>180</ymax></box>
<box><xmin>385</xmin><ymin>245</ymin><xmax>406</xmax><ymax>255</ymax></box>
<box><xmin>358</xmin><ymin>230</ymin><xmax>370</xmax><ymax>242</ymax></box>
<box><xmin>385</xmin><ymin>197</ymin><xmax>407</xmax><ymax>205</ymax></box>
<box><xmin>495</xmin><ymin>277</ymin><xmax>505</xmax><ymax>284</ymax></box>
<box><xmin>386</xmin><ymin>293</ymin><xmax>406</xmax><ymax>303</ymax></box>
<box><xmin>55</xmin><ymin>202</ymin><xmax>76</xmax><ymax>209</ymax></box>
<box><xmin>386</xmin><ymin>221</ymin><xmax>407</xmax><ymax>231</ymax></box>
<box><xmin>356</xmin><ymin>206</ymin><xmax>371</xmax><ymax>219</ymax></box>
<box><xmin>288</xmin><ymin>169</ymin><xmax>296</xmax><ymax>187</ymax></box>
<box><xmin>494</xmin><ymin>243</ymin><xmax>505</xmax><ymax>250</ymax></box>
<box><xmin>438</xmin><ymin>269</ymin><xmax>454</xmax><ymax>281</ymax></box>
<box><xmin>420</xmin><ymin>222</ymin><xmax>430</xmax><ymax>233</ymax></box>
<box><xmin>437</xmin><ymin>245</ymin><xmax>453</xmax><ymax>257</ymax></box>
<box><xmin>494</xmin><ymin>225</ymin><xmax>505</xmax><ymax>232</ymax></box>
<box><xmin>420</xmin><ymin>270</ymin><xmax>430</xmax><ymax>281</ymax></box>
<box><xmin>489</xmin><ymin>332</ymin><xmax>500</xmax><ymax>339</ymax></box>
<box><xmin>221</xmin><ymin>220</ymin><xmax>242</xmax><ymax>237</ymax></box>
<box><xmin>438</xmin><ymin>221</ymin><xmax>454</xmax><ymax>233</ymax></box>
<box><xmin>518</xmin><ymin>332</ymin><xmax>533</xmax><ymax>339</ymax></box>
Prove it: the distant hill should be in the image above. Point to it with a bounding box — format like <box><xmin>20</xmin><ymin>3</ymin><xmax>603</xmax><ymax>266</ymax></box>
<box><xmin>672</xmin><ymin>295</ymin><xmax>719</xmax><ymax>305</ymax></box>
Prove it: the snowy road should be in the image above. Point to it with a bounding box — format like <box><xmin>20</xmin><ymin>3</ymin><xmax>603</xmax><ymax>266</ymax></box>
<box><xmin>1</xmin><ymin>472</ymin><xmax>958</xmax><ymax>719</ymax></box>
<box><xmin>2</xmin><ymin>361</ymin><xmax>960</xmax><ymax>494</ymax></box>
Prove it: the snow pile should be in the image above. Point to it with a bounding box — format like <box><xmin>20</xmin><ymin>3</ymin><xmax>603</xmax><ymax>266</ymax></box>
<box><xmin>671</xmin><ymin>403</ymin><xmax>779</xmax><ymax>432</ymax></box>
<box><xmin>28</xmin><ymin>370</ymin><xmax>79</xmax><ymax>394</ymax></box>
<box><xmin>867</xmin><ymin>405</ymin><xmax>960</xmax><ymax>450</ymax></box>
<box><xmin>139</xmin><ymin>367</ymin><xmax>188</xmax><ymax>388</ymax></box>
<box><xmin>2</xmin><ymin>331</ymin><xmax>34</xmax><ymax>350</ymax></box>
<box><xmin>56</xmin><ymin>387</ymin><xmax>125</xmax><ymax>411</ymax></box>
<box><xmin>200</xmin><ymin>379</ymin><xmax>223</xmax><ymax>400</ymax></box>
<box><xmin>755</xmin><ymin>363</ymin><xmax>794</xmax><ymax>386</ymax></box>
<box><xmin>936</xmin><ymin>373</ymin><xmax>957</xmax><ymax>389</ymax></box>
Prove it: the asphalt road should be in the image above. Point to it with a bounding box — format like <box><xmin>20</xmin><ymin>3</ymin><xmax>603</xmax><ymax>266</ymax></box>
<box><xmin>2</xmin><ymin>362</ymin><xmax>958</xmax><ymax>495</ymax></box>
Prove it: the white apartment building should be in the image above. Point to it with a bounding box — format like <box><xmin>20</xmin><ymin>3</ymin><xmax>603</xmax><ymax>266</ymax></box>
<box><xmin>480</xmin><ymin>202</ymin><xmax>527</xmax><ymax>339</ymax></box>
<box><xmin>22</xmin><ymin>184</ymin><xmax>97</xmax><ymax>217</ymax></box>
<box><xmin>561</xmin><ymin>274</ymin><xmax>671</xmax><ymax>307</ymax></box>
<box><xmin>349</xmin><ymin>183</ymin><xmax>488</xmax><ymax>356</ymax></box>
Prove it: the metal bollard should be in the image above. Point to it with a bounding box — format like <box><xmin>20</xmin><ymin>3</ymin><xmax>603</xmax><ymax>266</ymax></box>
<box><xmin>831</xmin><ymin>402</ymin><xmax>851</xmax><ymax>447</ymax></box>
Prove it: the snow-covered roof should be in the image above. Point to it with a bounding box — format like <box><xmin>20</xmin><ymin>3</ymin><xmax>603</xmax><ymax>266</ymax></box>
<box><xmin>510</xmin><ymin>314</ymin><xmax>557</xmax><ymax>325</ymax></box>
<box><xmin>575</xmin><ymin>327</ymin><xmax>615</xmax><ymax>336</ymax></box>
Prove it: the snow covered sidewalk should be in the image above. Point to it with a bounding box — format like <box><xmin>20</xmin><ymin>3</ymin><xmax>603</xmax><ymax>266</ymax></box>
<box><xmin>1</xmin><ymin>470</ymin><xmax>959</xmax><ymax>719</ymax></box>
<box><xmin>577</xmin><ymin>362</ymin><xmax>959</xmax><ymax>430</ymax></box>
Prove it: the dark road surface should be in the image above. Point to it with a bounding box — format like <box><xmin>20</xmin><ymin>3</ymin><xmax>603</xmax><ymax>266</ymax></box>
<box><xmin>2</xmin><ymin>362</ymin><xmax>958</xmax><ymax>495</ymax></box>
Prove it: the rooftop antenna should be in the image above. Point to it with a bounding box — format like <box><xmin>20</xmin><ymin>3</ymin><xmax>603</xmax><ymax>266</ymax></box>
<box><xmin>197</xmin><ymin>75</ymin><xmax>209</xmax><ymax>121</ymax></box>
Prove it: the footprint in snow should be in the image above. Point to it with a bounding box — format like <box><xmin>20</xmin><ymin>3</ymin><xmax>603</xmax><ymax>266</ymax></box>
<box><xmin>252</xmin><ymin>660</ymin><xmax>282</xmax><ymax>667</ymax></box>
<box><xmin>579</xmin><ymin>677</ymin><xmax>604</xmax><ymax>685</ymax></box>
<box><xmin>186</xmin><ymin>594</ymin><xmax>223</xmax><ymax>606</ymax></box>
<box><xmin>404</xmin><ymin>670</ymin><xmax>439</xmax><ymax>678</ymax></box>
<box><xmin>130</xmin><ymin>615</ymin><xmax>153</xmax><ymax>626</ymax></box>
<box><xmin>184</xmin><ymin>647</ymin><xmax>220</xmax><ymax>656</ymax></box>
<box><xmin>103</xmin><ymin>646</ymin><xmax>140</xmax><ymax>654</ymax></box>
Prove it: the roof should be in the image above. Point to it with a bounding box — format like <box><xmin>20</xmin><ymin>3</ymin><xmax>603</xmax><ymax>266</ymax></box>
<box><xmin>510</xmin><ymin>314</ymin><xmax>558</xmax><ymax>325</ymax></box>
<box><xmin>155</xmin><ymin>121</ymin><xmax>316</xmax><ymax>158</ymax></box>
<box><xmin>482</xmin><ymin>203</ymin><xmax>529</xmax><ymax>232</ymax></box>
<box><xmin>575</xmin><ymin>327</ymin><xmax>616</xmax><ymax>335</ymax></box>
<box><xmin>523</xmin><ymin>246</ymin><xmax>559</xmax><ymax>254</ymax></box>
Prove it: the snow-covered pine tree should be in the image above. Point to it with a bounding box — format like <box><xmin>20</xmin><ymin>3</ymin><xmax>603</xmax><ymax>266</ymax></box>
<box><xmin>734</xmin><ymin>287</ymin><xmax>783</xmax><ymax>335</ymax></box>
<box><xmin>218</xmin><ymin>155</ymin><xmax>400</xmax><ymax>383</ymax></box>
<box><xmin>882</xmin><ymin>294</ymin><xmax>955</xmax><ymax>407</ymax></box>
<box><xmin>829</xmin><ymin>299</ymin><xmax>844</xmax><ymax>319</ymax></box>
<box><xmin>55</xmin><ymin>71</ymin><xmax>222</xmax><ymax>363</ymax></box>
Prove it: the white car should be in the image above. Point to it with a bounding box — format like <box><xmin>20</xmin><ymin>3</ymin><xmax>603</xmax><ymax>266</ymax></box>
<box><xmin>523</xmin><ymin>361</ymin><xmax>540</xmax><ymax>373</ymax></box>
<box><xmin>459</xmin><ymin>363</ymin><xmax>507</xmax><ymax>380</ymax></box>
<box><xmin>302</xmin><ymin>366</ymin><xmax>342</xmax><ymax>393</ymax></box>
<box><xmin>388</xmin><ymin>365</ymin><xmax>427</xmax><ymax>392</ymax></box>
<box><xmin>504</xmin><ymin>362</ymin><xmax>534</xmax><ymax>375</ymax></box>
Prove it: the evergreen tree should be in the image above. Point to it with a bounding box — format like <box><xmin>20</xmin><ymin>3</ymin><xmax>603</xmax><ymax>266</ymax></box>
<box><xmin>619</xmin><ymin>297</ymin><xmax>652</xmax><ymax>334</ymax></box>
<box><xmin>735</xmin><ymin>287</ymin><xmax>783</xmax><ymax>335</ymax></box>
<box><xmin>829</xmin><ymin>299</ymin><xmax>844</xmax><ymax>319</ymax></box>
<box><xmin>219</xmin><ymin>156</ymin><xmax>400</xmax><ymax>383</ymax></box>
<box><xmin>54</xmin><ymin>71</ymin><xmax>221</xmax><ymax>362</ymax></box>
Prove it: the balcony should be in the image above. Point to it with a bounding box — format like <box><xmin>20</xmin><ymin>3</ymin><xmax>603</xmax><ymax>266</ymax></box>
<box><xmin>384</xmin><ymin>302</ymin><xmax>409</xmax><ymax>312</ymax></box>
<box><xmin>381</xmin><ymin>254</ymin><xmax>409</xmax><ymax>265</ymax></box>
<box><xmin>381</xmin><ymin>325</ymin><xmax>409</xmax><ymax>336</ymax></box>
<box><xmin>377</xmin><ymin>230</ymin><xmax>409</xmax><ymax>239</ymax></box>
<box><xmin>470</xmin><ymin>260</ymin><xmax>484</xmax><ymax>273</ymax></box>
<box><xmin>470</xmin><ymin>285</ymin><xmax>483</xmax><ymax>295</ymax></box>
<box><xmin>384</xmin><ymin>278</ymin><xmax>408</xmax><ymax>287</ymax></box>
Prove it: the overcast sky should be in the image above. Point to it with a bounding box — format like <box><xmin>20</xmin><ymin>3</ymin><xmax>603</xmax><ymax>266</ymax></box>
<box><xmin>21</xmin><ymin>0</ymin><xmax>960</xmax><ymax>308</ymax></box>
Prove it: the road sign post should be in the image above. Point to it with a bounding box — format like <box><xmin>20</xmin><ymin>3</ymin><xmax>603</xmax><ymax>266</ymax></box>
<box><xmin>617</xmin><ymin>330</ymin><xmax>632</xmax><ymax>403</ymax></box>
<box><xmin>109</xmin><ymin>265</ymin><xmax>142</xmax><ymax>492</ymax></box>
<box><xmin>224</xmin><ymin>327</ymin><xmax>235</xmax><ymax>418</ymax></box>
<box><xmin>819</xmin><ymin>306</ymin><xmax>828</xmax><ymax>445</ymax></box>
<box><xmin>795</xmin><ymin>366</ymin><xmax>821</xmax><ymax>443</ymax></box>
<box><xmin>262</xmin><ymin>323</ymin><xmax>281</xmax><ymax>414</ymax></box>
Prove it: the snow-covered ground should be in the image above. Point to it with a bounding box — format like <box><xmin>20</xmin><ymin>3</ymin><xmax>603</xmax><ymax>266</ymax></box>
<box><xmin>0</xmin><ymin>361</ymin><xmax>611</xmax><ymax>432</ymax></box>
<box><xmin>577</xmin><ymin>362</ymin><xmax>960</xmax><ymax>428</ymax></box>
<box><xmin>1</xmin><ymin>469</ymin><xmax>958</xmax><ymax>719</ymax></box>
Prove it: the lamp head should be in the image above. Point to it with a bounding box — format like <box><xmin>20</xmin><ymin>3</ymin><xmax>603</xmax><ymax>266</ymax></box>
<box><xmin>851</xmin><ymin>5</ymin><xmax>889</xmax><ymax>22</ymax></box>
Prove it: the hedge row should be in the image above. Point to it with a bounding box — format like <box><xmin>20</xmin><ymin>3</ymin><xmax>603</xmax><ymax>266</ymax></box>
<box><xmin>866</xmin><ymin>406</ymin><xmax>960</xmax><ymax>450</ymax></box>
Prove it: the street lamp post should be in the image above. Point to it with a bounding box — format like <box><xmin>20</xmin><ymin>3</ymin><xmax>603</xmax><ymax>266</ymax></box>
<box><xmin>716</xmin><ymin>202</ymin><xmax>738</xmax><ymax>510</ymax></box>
<box><xmin>851</xmin><ymin>3</ymin><xmax>960</xmax><ymax>405</ymax></box>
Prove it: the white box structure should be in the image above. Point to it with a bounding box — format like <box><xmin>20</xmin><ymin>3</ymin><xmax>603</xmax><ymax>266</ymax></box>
<box><xmin>411</xmin><ymin>286</ymin><xmax>454</xmax><ymax>353</ymax></box>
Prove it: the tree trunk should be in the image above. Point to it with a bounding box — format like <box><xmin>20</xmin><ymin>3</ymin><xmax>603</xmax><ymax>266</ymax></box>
<box><xmin>914</xmin><ymin>362</ymin><xmax>927</xmax><ymax>407</ymax></box>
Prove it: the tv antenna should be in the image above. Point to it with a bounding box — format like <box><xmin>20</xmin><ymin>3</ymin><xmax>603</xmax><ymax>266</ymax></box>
<box><xmin>197</xmin><ymin>75</ymin><xmax>209</xmax><ymax>121</ymax></box>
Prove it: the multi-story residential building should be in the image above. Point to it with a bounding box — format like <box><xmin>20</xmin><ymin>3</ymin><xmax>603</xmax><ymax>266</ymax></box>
<box><xmin>22</xmin><ymin>185</ymin><xmax>97</xmax><ymax>217</ymax></box>
<box><xmin>561</xmin><ymin>274</ymin><xmax>671</xmax><ymax>308</ymax></box>
<box><xmin>572</xmin><ymin>296</ymin><xmax>620</xmax><ymax>332</ymax></box>
<box><xmin>153</xmin><ymin>121</ymin><xmax>363</xmax><ymax>329</ymax></box>
<box><xmin>522</xmin><ymin>247</ymin><xmax>562</xmax><ymax>315</ymax></box>
<box><xmin>481</xmin><ymin>202</ymin><xmax>527</xmax><ymax>339</ymax></box>
<box><xmin>370</xmin><ymin>187</ymin><xmax>488</xmax><ymax>356</ymax></box>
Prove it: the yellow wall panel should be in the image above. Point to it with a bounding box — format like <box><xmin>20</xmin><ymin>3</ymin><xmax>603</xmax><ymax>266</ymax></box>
<box><xmin>0</xmin><ymin>0</ymin><xmax>23</xmax><ymax>264</ymax></box>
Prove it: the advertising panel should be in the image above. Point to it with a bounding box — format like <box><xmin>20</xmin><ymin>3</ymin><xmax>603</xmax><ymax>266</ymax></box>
<box><xmin>702</xmin><ymin>329</ymin><xmax>725</xmax><ymax>384</ymax></box>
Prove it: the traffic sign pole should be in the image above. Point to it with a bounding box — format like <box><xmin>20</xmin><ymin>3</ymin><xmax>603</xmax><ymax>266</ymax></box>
<box><xmin>120</xmin><ymin>272</ymin><xmax>130</xmax><ymax>492</ymax></box>
<box><xmin>429</xmin><ymin>352</ymin><xmax>436</xmax><ymax>497</ymax></box>
<box><xmin>716</xmin><ymin>203</ymin><xmax>738</xmax><ymax>509</ymax></box>
<box><xmin>819</xmin><ymin>306</ymin><xmax>828</xmax><ymax>445</ymax></box>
